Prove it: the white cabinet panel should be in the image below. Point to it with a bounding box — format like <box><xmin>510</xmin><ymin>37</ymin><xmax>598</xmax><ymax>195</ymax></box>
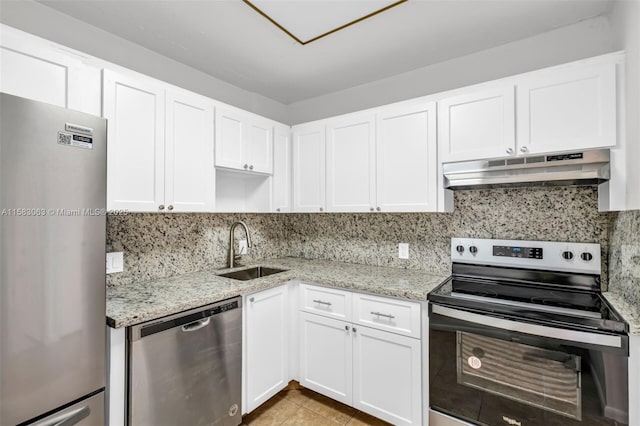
<box><xmin>215</xmin><ymin>106</ymin><xmax>245</xmax><ymax>170</ymax></box>
<box><xmin>245</xmin><ymin>286</ymin><xmax>289</xmax><ymax>412</ymax></box>
<box><xmin>376</xmin><ymin>101</ymin><xmax>437</xmax><ymax>212</ymax></box>
<box><xmin>246</xmin><ymin>118</ymin><xmax>274</xmax><ymax>174</ymax></box>
<box><xmin>165</xmin><ymin>91</ymin><xmax>215</xmax><ymax>212</ymax></box>
<box><xmin>517</xmin><ymin>62</ymin><xmax>617</xmax><ymax>154</ymax></box>
<box><xmin>438</xmin><ymin>86</ymin><xmax>515</xmax><ymax>162</ymax></box>
<box><xmin>299</xmin><ymin>284</ymin><xmax>352</xmax><ymax>321</ymax></box>
<box><xmin>0</xmin><ymin>38</ymin><xmax>101</xmax><ymax>116</ymax></box>
<box><xmin>326</xmin><ymin>114</ymin><xmax>376</xmax><ymax>212</ymax></box>
<box><xmin>272</xmin><ymin>125</ymin><xmax>291</xmax><ymax>212</ymax></box>
<box><xmin>299</xmin><ymin>312</ymin><xmax>352</xmax><ymax>405</ymax></box>
<box><xmin>353</xmin><ymin>325</ymin><xmax>422</xmax><ymax>426</ymax></box>
<box><xmin>293</xmin><ymin>123</ymin><xmax>326</xmax><ymax>212</ymax></box>
<box><xmin>0</xmin><ymin>46</ymin><xmax>70</xmax><ymax>108</ymax></box>
<box><xmin>215</xmin><ymin>106</ymin><xmax>273</xmax><ymax>174</ymax></box>
<box><xmin>353</xmin><ymin>293</ymin><xmax>421</xmax><ymax>338</ymax></box>
<box><xmin>103</xmin><ymin>70</ymin><xmax>165</xmax><ymax>212</ymax></box>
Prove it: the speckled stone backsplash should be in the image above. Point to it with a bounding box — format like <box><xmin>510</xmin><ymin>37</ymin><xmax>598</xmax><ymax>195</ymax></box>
<box><xmin>107</xmin><ymin>187</ymin><xmax>613</xmax><ymax>288</ymax></box>
<box><xmin>106</xmin><ymin>214</ymin><xmax>288</xmax><ymax>286</ymax></box>
<box><xmin>284</xmin><ymin>187</ymin><xmax>613</xmax><ymax>287</ymax></box>
<box><xmin>608</xmin><ymin>210</ymin><xmax>640</xmax><ymax>305</ymax></box>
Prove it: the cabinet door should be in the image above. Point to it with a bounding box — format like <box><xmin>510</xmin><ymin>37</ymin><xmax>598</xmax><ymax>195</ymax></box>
<box><xmin>326</xmin><ymin>114</ymin><xmax>376</xmax><ymax>212</ymax></box>
<box><xmin>299</xmin><ymin>312</ymin><xmax>352</xmax><ymax>406</ymax></box>
<box><xmin>165</xmin><ymin>90</ymin><xmax>215</xmax><ymax>212</ymax></box>
<box><xmin>103</xmin><ymin>70</ymin><xmax>165</xmax><ymax>212</ymax></box>
<box><xmin>0</xmin><ymin>33</ymin><xmax>100</xmax><ymax>115</ymax></box>
<box><xmin>246</xmin><ymin>117</ymin><xmax>273</xmax><ymax>174</ymax></box>
<box><xmin>353</xmin><ymin>326</ymin><xmax>421</xmax><ymax>426</ymax></box>
<box><xmin>215</xmin><ymin>105</ymin><xmax>245</xmax><ymax>170</ymax></box>
<box><xmin>292</xmin><ymin>123</ymin><xmax>326</xmax><ymax>212</ymax></box>
<box><xmin>272</xmin><ymin>125</ymin><xmax>291</xmax><ymax>212</ymax></box>
<box><xmin>438</xmin><ymin>86</ymin><xmax>515</xmax><ymax>162</ymax></box>
<box><xmin>376</xmin><ymin>101</ymin><xmax>437</xmax><ymax>212</ymax></box>
<box><xmin>517</xmin><ymin>62</ymin><xmax>616</xmax><ymax>155</ymax></box>
<box><xmin>245</xmin><ymin>286</ymin><xmax>289</xmax><ymax>413</ymax></box>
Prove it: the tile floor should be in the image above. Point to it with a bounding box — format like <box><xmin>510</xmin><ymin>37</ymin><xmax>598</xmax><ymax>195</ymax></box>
<box><xmin>242</xmin><ymin>382</ymin><xmax>391</xmax><ymax>425</ymax></box>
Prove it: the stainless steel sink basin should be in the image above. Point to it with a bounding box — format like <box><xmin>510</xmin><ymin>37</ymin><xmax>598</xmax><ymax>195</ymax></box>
<box><xmin>218</xmin><ymin>266</ymin><xmax>288</xmax><ymax>281</ymax></box>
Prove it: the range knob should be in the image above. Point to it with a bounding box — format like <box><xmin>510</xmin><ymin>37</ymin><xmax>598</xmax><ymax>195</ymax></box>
<box><xmin>456</xmin><ymin>245</ymin><xmax>465</xmax><ymax>254</ymax></box>
<box><xmin>469</xmin><ymin>246</ymin><xmax>478</xmax><ymax>255</ymax></box>
<box><xmin>581</xmin><ymin>252</ymin><xmax>593</xmax><ymax>261</ymax></box>
<box><xmin>562</xmin><ymin>251</ymin><xmax>574</xmax><ymax>260</ymax></box>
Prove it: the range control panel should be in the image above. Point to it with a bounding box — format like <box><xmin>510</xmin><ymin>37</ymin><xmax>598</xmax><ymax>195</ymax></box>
<box><xmin>493</xmin><ymin>245</ymin><xmax>543</xmax><ymax>259</ymax></box>
<box><xmin>451</xmin><ymin>238</ymin><xmax>601</xmax><ymax>274</ymax></box>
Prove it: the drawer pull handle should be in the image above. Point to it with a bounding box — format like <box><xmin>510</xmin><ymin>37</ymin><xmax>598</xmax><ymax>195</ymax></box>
<box><xmin>371</xmin><ymin>311</ymin><xmax>395</xmax><ymax>319</ymax></box>
<box><xmin>313</xmin><ymin>299</ymin><xmax>332</xmax><ymax>306</ymax></box>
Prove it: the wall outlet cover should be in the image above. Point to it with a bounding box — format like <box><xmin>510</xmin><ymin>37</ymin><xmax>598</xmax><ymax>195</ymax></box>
<box><xmin>107</xmin><ymin>252</ymin><xmax>124</xmax><ymax>274</ymax></box>
<box><xmin>398</xmin><ymin>243</ymin><xmax>409</xmax><ymax>259</ymax></box>
<box><xmin>238</xmin><ymin>240</ymin><xmax>248</xmax><ymax>255</ymax></box>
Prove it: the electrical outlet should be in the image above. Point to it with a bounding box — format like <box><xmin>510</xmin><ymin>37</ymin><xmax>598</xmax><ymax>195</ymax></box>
<box><xmin>238</xmin><ymin>240</ymin><xmax>248</xmax><ymax>255</ymax></box>
<box><xmin>398</xmin><ymin>243</ymin><xmax>409</xmax><ymax>259</ymax></box>
<box><xmin>107</xmin><ymin>252</ymin><xmax>124</xmax><ymax>274</ymax></box>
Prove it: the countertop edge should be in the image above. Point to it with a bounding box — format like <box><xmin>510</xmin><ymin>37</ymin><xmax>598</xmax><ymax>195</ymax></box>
<box><xmin>107</xmin><ymin>259</ymin><xmax>449</xmax><ymax>329</ymax></box>
<box><xmin>602</xmin><ymin>291</ymin><xmax>640</xmax><ymax>336</ymax></box>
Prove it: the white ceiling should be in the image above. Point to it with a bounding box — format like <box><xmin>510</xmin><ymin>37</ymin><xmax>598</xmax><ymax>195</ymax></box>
<box><xmin>37</xmin><ymin>0</ymin><xmax>614</xmax><ymax>104</ymax></box>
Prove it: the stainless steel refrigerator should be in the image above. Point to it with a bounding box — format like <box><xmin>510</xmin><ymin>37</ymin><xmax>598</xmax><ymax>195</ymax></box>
<box><xmin>0</xmin><ymin>93</ymin><xmax>106</xmax><ymax>425</ymax></box>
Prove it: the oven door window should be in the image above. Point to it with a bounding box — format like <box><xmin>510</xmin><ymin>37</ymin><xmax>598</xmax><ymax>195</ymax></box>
<box><xmin>457</xmin><ymin>331</ymin><xmax>581</xmax><ymax>420</ymax></box>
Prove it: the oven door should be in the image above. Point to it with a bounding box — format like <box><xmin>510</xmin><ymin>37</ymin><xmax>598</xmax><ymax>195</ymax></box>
<box><xmin>429</xmin><ymin>303</ymin><xmax>629</xmax><ymax>426</ymax></box>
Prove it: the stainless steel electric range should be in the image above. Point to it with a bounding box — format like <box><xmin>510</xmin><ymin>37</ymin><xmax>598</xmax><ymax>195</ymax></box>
<box><xmin>428</xmin><ymin>238</ymin><xmax>629</xmax><ymax>426</ymax></box>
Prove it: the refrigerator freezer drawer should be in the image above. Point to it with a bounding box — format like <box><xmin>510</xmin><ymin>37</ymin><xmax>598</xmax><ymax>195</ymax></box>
<box><xmin>30</xmin><ymin>391</ymin><xmax>104</xmax><ymax>426</ymax></box>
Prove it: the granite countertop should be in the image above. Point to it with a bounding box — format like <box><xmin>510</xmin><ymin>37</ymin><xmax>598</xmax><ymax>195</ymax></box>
<box><xmin>602</xmin><ymin>292</ymin><xmax>640</xmax><ymax>335</ymax></box>
<box><xmin>107</xmin><ymin>257</ymin><xmax>449</xmax><ymax>328</ymax></box>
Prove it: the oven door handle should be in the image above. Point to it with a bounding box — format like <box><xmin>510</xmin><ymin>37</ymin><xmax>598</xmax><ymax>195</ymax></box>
<box><xmin>432</xmin><ymin>305</ymin><xmax>623</xmax><ymax>348</ymax></box>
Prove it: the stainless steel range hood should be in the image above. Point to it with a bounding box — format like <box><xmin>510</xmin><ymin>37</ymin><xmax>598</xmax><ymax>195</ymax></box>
<box><xmin>444</xmin><ymin>149</ymin><xmax>610</xmax><ymax>190</ymax></box>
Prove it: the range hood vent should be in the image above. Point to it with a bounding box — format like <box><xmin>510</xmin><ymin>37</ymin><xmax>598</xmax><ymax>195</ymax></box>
<box><xmin>444</xmin><ymin>149</ymin><xmax>610</xmax><ymax>190</ymax></box>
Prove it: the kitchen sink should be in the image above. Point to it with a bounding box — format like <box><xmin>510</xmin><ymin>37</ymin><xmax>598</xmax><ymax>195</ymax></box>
<box><xmin>218</xmin><ymin>266</ymin><xmax>288</xmax><ymax>281</ymax></box>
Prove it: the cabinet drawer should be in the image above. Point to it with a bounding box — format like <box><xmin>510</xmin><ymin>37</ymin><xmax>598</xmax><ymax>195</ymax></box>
<box><xmin>300</xmin><ymin>284</ymin><xmax>352</xmax><ymax>321</ymax></box>
<box><xmin>352</xmin><ymin>293</ymin><xmax>420</xmax><ymax>338</ymax></box>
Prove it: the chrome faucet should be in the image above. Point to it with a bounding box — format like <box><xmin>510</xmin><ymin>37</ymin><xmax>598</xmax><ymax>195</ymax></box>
<box><xmin>228</xmin><ymin>221</ymin><xmax>252</xmax><ymax>268</ymax></box>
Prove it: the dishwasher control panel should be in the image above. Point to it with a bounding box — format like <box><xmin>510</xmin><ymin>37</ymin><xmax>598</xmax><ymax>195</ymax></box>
<box><xmin>206</xmin><ymin>300</ymin><xmax>239</xmax><ymax>316</ymax></box>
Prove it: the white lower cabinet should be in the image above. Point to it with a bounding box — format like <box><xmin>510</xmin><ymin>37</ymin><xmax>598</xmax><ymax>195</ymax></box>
<box><xmin>244</xmin><ymin>285</ymin><xmax>289</xmax><ymax>413</ymax></box>
<box><xmin>352</xmin><ymin>325</ymin><xmax>422</xmax><ymax>426</ymax></box>
<box><xmin>299</xmin><ymin>312</ymin><xmax>353</xmax><ymax>405</ymax></box>
<box><xmin>298</xmin><ymin>286</ymin><xmax>423</xmax><ymax>426</ymax></box>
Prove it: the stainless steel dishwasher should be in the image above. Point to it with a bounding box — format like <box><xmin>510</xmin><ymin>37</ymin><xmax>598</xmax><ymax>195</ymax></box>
<box><xmin>128</xmin><ymin>297</ymin><xmax>242</xmax><ymax>426</ymax></box>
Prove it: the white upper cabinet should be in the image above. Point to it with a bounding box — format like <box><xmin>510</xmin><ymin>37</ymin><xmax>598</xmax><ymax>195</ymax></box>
<box><xmin>104</xmin><ymin>70</ymin><xmax>215</xmax><ymax>213</ymax></box>
<box><xmin>246</xmin><ymin>117</ymin><xmax>274</xmax><ymax>174</ymax></box>
<box><xmin>0</xmin><ymin>28</ymin><xmax>101</xmax><ymax>115</ymax></box>
<box><xmin>292</xmin><ymin>123</ymin><xmax>326</xmax><ymax>212</ymax></box>
<box><xmin>272</xmin><ymin>124</ymin><xmax>292</xmax><ymax>213</ymax></box>
<box><xmin>516</xmin><ymin>62</ymin><xmax>617</xmax><ymax>155</ymax></box>
<box><xmin>215</xmin><ymin>105</ymin><xmax>273</xmax><ymax>174</ymax></box>
<box><xmin>215</xmin><ymin>106</ymin><xmax>244</xmax><ymax>170</ymax></box>
<box><xmin>326</xmin><ymin>113</ymin><xmax>376</xmax><ymax>212</ymax></box>
<box><xmin>104</xmin><ymin>70</ymin><xmax>165</xmax><ymax>212</ymax></box>
<box><xmin>438</xmin><ymin>86</ymin><xmax>516</xmax><ymax>163</ymax></box>
<box><xmin>377</xmin><ymin>101</ymin><xmax>438</xmax><ymax>212</ymax></box>
<box><xmin>165</xmin><ymin>90</ymin><xmax>215</xmax><ymax>212</ymax></box>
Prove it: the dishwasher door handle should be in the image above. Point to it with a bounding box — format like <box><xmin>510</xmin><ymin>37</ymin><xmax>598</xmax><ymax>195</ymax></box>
<box><xmin>181</xmin><ymin>317</ymin><xmax>211</xmax><ymax>332</ymax></box>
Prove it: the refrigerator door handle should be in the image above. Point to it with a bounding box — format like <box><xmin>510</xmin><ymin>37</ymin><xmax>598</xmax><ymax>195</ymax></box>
<box><xmin>39</xmin><ymin>406</ymin><xmax>90</xmax><ymax>426</ymax></box>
